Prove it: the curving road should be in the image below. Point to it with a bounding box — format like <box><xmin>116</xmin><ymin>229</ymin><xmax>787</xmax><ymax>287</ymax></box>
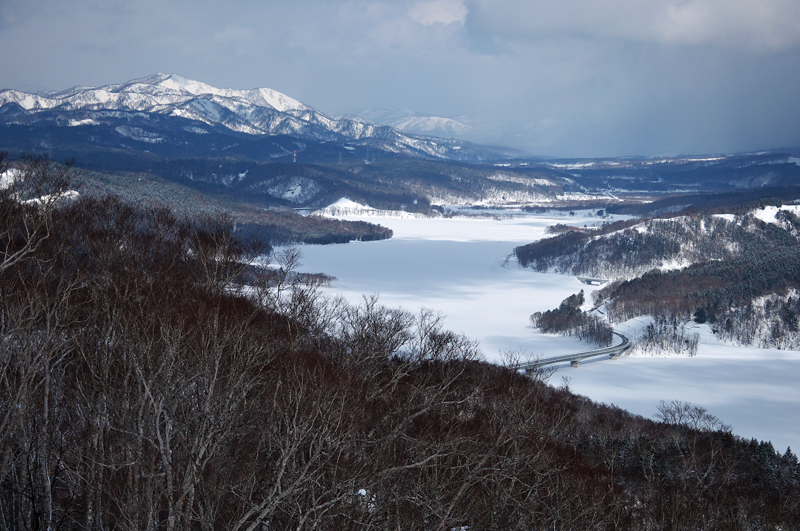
<box><xmin>513</xmin><ymin>332</ymin><xmax>631</xmax><ymax>371</ymax></box>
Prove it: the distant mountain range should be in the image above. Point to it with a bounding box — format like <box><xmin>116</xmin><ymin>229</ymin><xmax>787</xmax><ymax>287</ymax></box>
<box><xmin>0</xmin><ymin>73</ymin><xmax>519</xmax><ymax>162</ymax></box>
<box><xmin>1</xmin><ymin>74</ymin><xmax>799</xmax><ymax>215</ymax></box>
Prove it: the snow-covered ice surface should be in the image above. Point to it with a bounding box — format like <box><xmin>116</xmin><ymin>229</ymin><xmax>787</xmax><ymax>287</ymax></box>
<box><xmin>289</xmin><ymin>211</ymin><xmax>800</xmax><ymax>451</ymax></box>
<box><xmin>294</xmin><ymin>211</ymin><xmax>605</xmax><ymax>358</ymax></box>
<box><xmin>294</xmin><ymin>210</ymin><xmax>612</xmax><ymax>355</ymax></box>
<box><xmin>563</xmin><ymin>322</ymin><xmax>800</xmax><ymax>452</ymax></box>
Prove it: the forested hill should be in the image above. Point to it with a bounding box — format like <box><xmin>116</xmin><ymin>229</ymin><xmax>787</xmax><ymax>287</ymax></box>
<box><xmin>515</xmin><ymin>202</ymin><xmax>800</xmax><ymax>279</ymax></box>
<box><xmin>4</xmin><ymin>154</ymin><xmax>394</xmax><ymax>247</ymax></box>
<box><xmin>515</xmin><ymin>200</ymin><xmax>800</xmax><ymax>348</ymax></box>
<box><xmin>3</xmin><ymin>155</ymin><xmax>800</xmax><ymax>529</ymax></box>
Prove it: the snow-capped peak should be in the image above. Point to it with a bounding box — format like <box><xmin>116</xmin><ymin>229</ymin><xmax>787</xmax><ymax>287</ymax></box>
<box><xmin>138</xmin><ymin>73</ymin><xmax>219</xmax><ymax>96</ymax></box>
<box><xmin>0</xmin><ymin>73</ymin><xmax>311</xmax><ymax>116</ymax></box>
<box><xmin>249</xmin><ymin>87</ymin><xmax>306</xmax><ymax>113</ymax></box>
<box><xmin>120</xmin><ymin>73</ymin><xmax>309</xmax><ymax>112</ymax></box>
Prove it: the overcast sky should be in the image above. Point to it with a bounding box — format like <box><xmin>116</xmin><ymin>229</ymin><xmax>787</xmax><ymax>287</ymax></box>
<box><xmin>1</xmin><ymin>0</ymin><xmax>799</xmax><ymax>157</ymax></box>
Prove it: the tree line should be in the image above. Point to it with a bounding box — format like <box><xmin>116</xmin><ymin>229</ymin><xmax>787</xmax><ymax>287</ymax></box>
<box><xmin>1</xmin><ymin>154</ymin><xmax>800</xmax><ymax>529</ymax></box>
<box><xmin>235</xmin><ymin>211</ymin><xmax>393</xmax><ymax>247</ymax></box>
<box><xmin>629</xmin><ymin>317</ymin><xmax>700</xmax><ymax>357</ymax></box>
<box><xmin>530</xmin><ymin>290</ymin><xmax>614</xmax><ymax>347</ymax></box>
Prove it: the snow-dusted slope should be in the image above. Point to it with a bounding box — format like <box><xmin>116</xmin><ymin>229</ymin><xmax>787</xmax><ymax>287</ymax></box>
<box><xmin>313</xmin><ymin>197</ymin><xmax>422</xmax><ymax>218</ymax></box>
<box><xmin>518</xmin><ymin>204</ymin><xmax>800</xmax><ymax>280</ymax></box>
<box><xmin>354</xmin><ymin>108</ymin><xmax>472</xmax><ymax>139</ymax></box>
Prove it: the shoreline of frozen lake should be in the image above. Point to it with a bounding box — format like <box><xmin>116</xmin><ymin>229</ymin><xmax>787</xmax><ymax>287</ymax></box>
<box><xmin>286</xmin><ymin>210</ymin><xmax>800</xmax><ymax>452</ymax></box>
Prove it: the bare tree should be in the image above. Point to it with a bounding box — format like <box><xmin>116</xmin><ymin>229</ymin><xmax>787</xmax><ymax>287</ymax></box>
<box><xmin>0</xmin><ymin>153</ymin><xmax>76</xmax><ymax>274</ymax></box>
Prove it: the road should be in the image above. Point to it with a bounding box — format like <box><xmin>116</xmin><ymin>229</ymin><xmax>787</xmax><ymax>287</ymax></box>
<box><xmin>514</xmin><ymin>332</ymin><xmax>631</xmax><ymax>371</ymax></box>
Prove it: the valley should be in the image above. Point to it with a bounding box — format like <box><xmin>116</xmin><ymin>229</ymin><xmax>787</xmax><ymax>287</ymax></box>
<box><xmin>2</xmin><ymin>72</ymin><xmax>800</xmax><ymax>528</ymax></box>
<box><xmin>4</xmin><ymin>75</ymin><xmax>800</xmax><ymax>455</ymax></box>
<box><xmin>2</xmin><ymin>75</ymin><xmax>799</xmax><ymax>218</ymax></box>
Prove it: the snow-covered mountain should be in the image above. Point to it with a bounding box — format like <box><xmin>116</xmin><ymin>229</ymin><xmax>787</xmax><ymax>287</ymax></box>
<box><xmin>0</xmin><ymin>74</ymin><xmax>511</xmax><ymax>161</ymax></box>
<box><xmin>2</xmin><ymin>73</ymin><xmax>311</xmax><ymax>115</ymax></box>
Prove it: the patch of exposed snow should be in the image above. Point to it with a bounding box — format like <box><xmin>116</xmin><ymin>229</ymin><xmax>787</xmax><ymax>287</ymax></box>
<box><xmin>315</xmin><ymin>198</ymin><xmax>430</xmax><ymax>219</ymax></box>
<box><xmin>753</xmin><ymin>206</ymin><xmax>781</xmax><ymax>224</ymax></box>
<box><xmin>328</xmin><ymin>198</ymin><xmax>374</xmax><ymax>211</ymax></box>
<box><xmin>656</xmin><ymin>258</ymin><xmax>694</xmax><ymax>272</ymax></box>
<box><xmin>23</xmin><ymin>190</ymin><xmax>80</xmax><ymax>206</ymax></box>
<box><xmin>0</xmin><ymin>168</ymin><xmax>23</xmax><ymax>189</ymax></box>
<box><xmin>251</xmin><ymin>87</ymin><xmax>307</xmax><ymax>113</ymax></box>
<box><xmin>554</xmin><ymin>192</ymin><xmax>610</xmax><ymax>202</ymax></box>
<box><xmin>115</xmin><ymin>126</ymin><xmax>164</xmax><ymax>143</ymax></box>
<box><xmin>68</xmin><ymin>118</ymin><xmax>99</xmax><ymax>126</ymax></box>
<box><xmin>752</xmin><ymin>205</ymin><xmax>800</xmax><ymax>225</ymax></box>
<box><xmin>548</xmin><ymin>161</ymin><xmax>599</xmax><ymax>170</ymax></box>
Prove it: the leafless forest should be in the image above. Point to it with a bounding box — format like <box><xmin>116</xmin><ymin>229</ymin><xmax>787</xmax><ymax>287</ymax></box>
<box><xmin>2</xmin><ymin>155</ymin><xmax>800</xmax><ymax>530</ymax></box>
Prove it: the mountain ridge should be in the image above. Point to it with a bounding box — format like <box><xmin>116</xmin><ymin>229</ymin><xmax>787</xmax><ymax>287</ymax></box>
<box><xmin>0</xmin><ymin>73</ymin><xmax>519</xmax><ymax>162</ymax></box>
<box><xmin>2</xmin><ymin>74</ymin><xmax>799</xmax><ymax>215</ymax></box>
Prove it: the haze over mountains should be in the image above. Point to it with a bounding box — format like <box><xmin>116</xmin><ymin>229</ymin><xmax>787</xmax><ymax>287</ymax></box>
<box><xmin>351</xmin><ymin>108</ymin><xmax>474</xmax><ymax>141</ymax></box>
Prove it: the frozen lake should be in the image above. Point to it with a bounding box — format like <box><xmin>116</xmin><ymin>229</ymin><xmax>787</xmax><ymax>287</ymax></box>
<box><xmin>295</xmin><ymin>212</ymin><xmax>602</xmax><ymax>358</ymax></box>
<box><xmin>290</xmin><ymin>211</ymin><xmax>800</xmax><ymax>452</ymax></box>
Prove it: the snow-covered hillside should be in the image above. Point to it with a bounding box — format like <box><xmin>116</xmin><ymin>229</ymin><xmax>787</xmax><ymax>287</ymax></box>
<box><xmin>313</xmin><ymin>198</ymin><xmax>423</xmax><ymax>218</ymax></box>
<box><xmin>518</xmin><ymin>205</ymin><xmax>800</xmax><ymax>279</ymax></box>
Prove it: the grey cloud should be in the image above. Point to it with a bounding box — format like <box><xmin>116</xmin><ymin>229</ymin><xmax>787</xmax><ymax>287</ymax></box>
<box><xmin>463</xmin><ymin>0</ymin><xmax>800</xmax><ymax>52</ymax></box>
<box><xmin>0</xmin><ymin>0</ymin><xmax>798</xmax><ymax>157</ymax></box>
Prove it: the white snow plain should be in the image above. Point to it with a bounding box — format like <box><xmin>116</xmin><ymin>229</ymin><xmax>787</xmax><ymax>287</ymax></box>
<box><xmin>289</xmin><ymin>209</ymin><xmax>800</xmax><ymax>452</ymax></box>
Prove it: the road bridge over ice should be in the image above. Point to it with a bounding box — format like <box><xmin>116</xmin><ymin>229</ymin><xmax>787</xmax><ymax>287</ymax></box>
<box><xmin>513</xmin><ymin>332</ymin><xmax>631</xmax><ymax>371</ymax></box>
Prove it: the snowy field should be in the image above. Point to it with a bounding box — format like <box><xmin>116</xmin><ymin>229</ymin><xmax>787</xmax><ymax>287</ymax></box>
<box><xmin>288</xmin><ymin>208</ymin><xmax>800</xmax><ymax>452</ymax></box>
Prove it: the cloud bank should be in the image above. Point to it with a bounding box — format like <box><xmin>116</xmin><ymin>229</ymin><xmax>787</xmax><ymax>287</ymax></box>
<box><xmin>0</xmin><ymin>0</ymin><xmax>798</xmax><ymax>157</ymax></box>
